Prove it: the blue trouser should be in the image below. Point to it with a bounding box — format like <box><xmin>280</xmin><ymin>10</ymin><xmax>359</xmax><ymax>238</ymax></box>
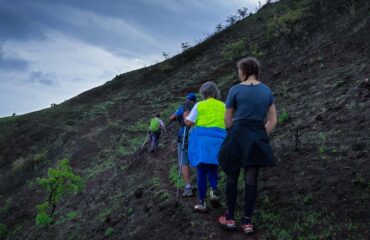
<box><xmin>150</xmin><ymin>131</ymin><xmax>161</xmax><ymax>151</ymax></box>
<box><xmin>197</xmin><ymin>163</ymin><xmax>218</xmax><ymax>203</ymax></box>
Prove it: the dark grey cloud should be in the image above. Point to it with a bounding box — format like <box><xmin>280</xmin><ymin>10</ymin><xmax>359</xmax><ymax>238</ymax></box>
<box><xmin>0</xmin><ymin>1</ymin><xmax>47</xmax><ymax>42</ymax></box>
<box><xmin>0</xmin><ymin>47</ymin><xmax>29</xmax><ymax>71</ymax></box>
<box><xmin>0</xmin><ymin>1</ymin><xmax>166</xmax><ymax>58</ymax></box>
<box><xmin>0</xmin><ymin>0</ymin><xmax>262</xmax><ymax>117</ymax></box>
<box><xmin>28</xmin><ymin>71</ymin><xmax>59</xmax><ymax>86</ymax></box>
<box><xmin>0</xmin><ymin>55</ymin><xmax>29</xmax><ymax>71</ymax></box>
<box><xmin>0</xmin><ymin>0</ymin><xmax>250</xmax><ymax>58</ymax></box>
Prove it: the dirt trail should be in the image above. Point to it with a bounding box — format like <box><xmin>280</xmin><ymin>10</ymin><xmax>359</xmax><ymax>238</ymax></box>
<box><xmin>135</xmin><ymin>129</ymin><xmax>263</xmax><ymax>240</ymax></box>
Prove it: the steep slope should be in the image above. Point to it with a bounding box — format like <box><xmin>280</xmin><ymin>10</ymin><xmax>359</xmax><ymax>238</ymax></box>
<box><xmin>0</xmin><ymin>0</ymin><xmax>369</xmax><ymax>239</ymax></box>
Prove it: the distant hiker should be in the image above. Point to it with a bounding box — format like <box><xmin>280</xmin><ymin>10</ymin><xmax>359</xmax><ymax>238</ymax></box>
<box><xmin>218</xmin><ymin>57</ymin><xmax>277</xmax><ymax>234</ymax></box>
<box><xmin>185</xmin><ymin>81</ymin><xmax>226</xmax><ymax>211</ymax></box>
<box><xmin>149</xmin><ymin>113</ymin><xmax>165</xmax><ymax>152</ymax></box>
<box><xmin>169</xmin><ymin>93</ymin><xmax>197</xmax><ymax>197</ymax></box>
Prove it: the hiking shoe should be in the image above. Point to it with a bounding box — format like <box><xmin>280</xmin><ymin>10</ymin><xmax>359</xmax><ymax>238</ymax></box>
<box><xmin>182</xmin><ymin>188</ymin><xmax>194</xmax><ymax>197</ymax></box>
<box><xmin>209</xmin><ymin>188</ymin><xmax>218</xmax><ymax>200</ymax></box>
<box><xmin>241</xmin><ymin>223</ymin><xmax>254</xmax><ymax>234</ymax></box>
<box><xmin>218</xmin><ymin>215</ymin><xmax>236</xmax><ymax>230</ymax></box>
<box><xmin>194</xmin><ymin>202</ymin><xmax>207</xmax><ymax>212</ymax></box>
<box><xmin>209</xmin><ymin>189</ymin><xmax>220</xmax><ymax>208</ymax></box>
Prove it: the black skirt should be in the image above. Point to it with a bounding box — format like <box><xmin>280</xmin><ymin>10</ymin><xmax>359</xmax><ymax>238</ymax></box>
<box><xmin>218</xmin><ymin>119</ymin><xmax>275</xmax><ymax>174</ymax></box>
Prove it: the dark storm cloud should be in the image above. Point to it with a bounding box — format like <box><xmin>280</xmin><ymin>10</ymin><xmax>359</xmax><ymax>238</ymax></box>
<box><xmin>0</xmin><ymin>1</ymin><xmax>47</xmax><ymax>42</ymax></box>
<box><xmin>0</xmin><ymin>55</ymin><xmax>29</xmax><ymax>71</ymax></box>
<box><xmin>0</xmin><ymin>0</ymin><xmax>249</xmax><ymax>58</ymax></box>
<box><xmin>0</xmin><ymin>46</ymin><xmax>29</xmax><ymax>71</ymax></box>
<box><xmin>0</xmin><ymin>0</ymin><xmax>261</xmax><ymax>117</ymax></box>
<box><xmin>0</xmin><ymin>0</ymin><xmax>165</xmax><ymax>58</ymax></box>
<box><xmin>28</xmin><ymin>71</ymin><xmax>59</xmax><ymax>86</ymax></box>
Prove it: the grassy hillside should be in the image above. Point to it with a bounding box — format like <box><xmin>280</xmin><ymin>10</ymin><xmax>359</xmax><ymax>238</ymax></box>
<box><xmin>0</xmin><ymin>0</ymin><xmax>369</xmax><ymax>239</ymax></box>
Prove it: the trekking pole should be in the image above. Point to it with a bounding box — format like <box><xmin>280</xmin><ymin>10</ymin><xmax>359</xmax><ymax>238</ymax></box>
<box><xmin>175</xmin><ymin>126</ymin><xmax>188</xmax><ymax>205</ymax></box>
<box><xmin>141</xmin><ymin>133</ymin><xmax>149</xmax><ymax>150</ymax></box>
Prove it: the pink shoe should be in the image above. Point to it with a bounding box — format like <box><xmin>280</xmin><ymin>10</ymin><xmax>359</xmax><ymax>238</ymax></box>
<box><xmin>241</xmin><ymin>223</ymin><xmax>254</xmax><ymax>234</ymax></box>
<box><xmin>218</xmin><ymin>215</ymin><xmax>236</xmax><ymax>229</ymax></box>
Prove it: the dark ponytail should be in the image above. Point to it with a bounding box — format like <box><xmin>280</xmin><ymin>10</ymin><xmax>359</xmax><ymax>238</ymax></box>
<box><xmin>237</xmin><ymin>57</ymin><xmax>260</xmax><ymax>81</ymax></box>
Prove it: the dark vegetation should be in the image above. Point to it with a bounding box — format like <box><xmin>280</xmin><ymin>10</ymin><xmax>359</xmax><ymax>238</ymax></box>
<box><xmin>0</xmin><ymin>0</ymin><xmax>369</xmax><ymax>239</ymax></box>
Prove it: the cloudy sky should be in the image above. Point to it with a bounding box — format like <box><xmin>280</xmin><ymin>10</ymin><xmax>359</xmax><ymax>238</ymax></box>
<box><xmin>0</xmin><ymin>0</ymin><xmax>266</xmax><ymax>117</ymax></box>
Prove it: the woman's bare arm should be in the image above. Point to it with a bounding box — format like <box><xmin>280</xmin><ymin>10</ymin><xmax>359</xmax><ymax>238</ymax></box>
<box><xmin>225</xmin><ymin>108</ymin><xmax>234</xmax><ymax>129</ymax></box>
<box><xmin>265</xmin><ymin>103</ymin><xmax>278</xmax><ymax>135</ymax></box>
<box><xmin>183</xmin><ymin>111</ymin><xmax>194</xmax><ymax>126</ymax></box>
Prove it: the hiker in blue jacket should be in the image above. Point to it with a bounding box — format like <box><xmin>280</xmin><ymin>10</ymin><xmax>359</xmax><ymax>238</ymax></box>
<box><xmin>169</xmin><ymin>93</ymin><xmax>197</xmax><ymax>197</ymax></box>
<box><xmin>185</xmin><ymin>81</ymin><xmax>226</xmax><ymax>211</ymax></box>
<box><xmin>218</xmin><ymin>57</ymin><xmax>278</xmax><ymax>234</ymax></box>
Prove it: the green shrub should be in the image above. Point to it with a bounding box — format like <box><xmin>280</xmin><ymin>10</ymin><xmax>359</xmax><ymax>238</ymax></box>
<box><xmin>126</xmin><ymin>121</ymin><xmax>148</xmax><ymax>131</ymax></box>
<box><xmin>127</xmin><ymin>207</ymin><xmax>134</xmax><ymax>216</ymax></box>
<box><xmin>0</xmin><ymin>197</ymin><xmax>12</xmax><ymax>216</ymax></box>
<box><xmin>35</xmin><ymin>202</ymin><xmax>53</xmax><ymax>226</ymax></box>
<box><xmin>278</xmin><ymin>109</ymin><xmax>289</xmax><ymax>124</ymax></box>
<box><xmin>222</xmin><ymin>40</ymin><xmax>246</xmax><ymax>61</ymax></box>
<box><xmin>250</xmin><ymin>43</ymin><xmax>264</xmax><ymax>57</ymax></box>
<box><xmin>97</xmin><ymin>207</ymin><xmax>113</xmax><ymax>223</ymax></box>
<box><xmin>116</xmin><ymin>132</ymin><xmax>146</xmax><ymax>156</ymax></box>
<box><xmin>55</xmin><ymin>211</ymin><xmax>79</xmax><ymax>225</ymax></box>
<box><xmin>154</xmin><ymin>190</ymin><xmax>171</xmax><ymax>202</ymax></box>
<box><xmin>0</xmin><ymin>223</ymin><xmax>7</xmax><ymax>240</ymax></box>
<box><xmin>169</xmin><ymin>163</ymin><xmax>184</xmax><ymax>188</ymax></box>
<box><xmin>33</xmin><ymin>150</ymin><xmax>47</xmax><ymax>163</ymax></box>
<box><xmin>319</xmin><ymin>146</ymin><xmax>326</xmax><ymax>155</ymax></box>
<box><xmin>36</xmin><ymin>159</ymin><xmax>84</xmax><ymax>226</ymax></box>
<box><xmin>318</xmin><ymin>132</ymin><xmax>327</xmax><ymax>142</ymax></box>
<box><xmin>267</xmin><ymin>8</ymin><xmax>307</xmax><ymax>47</ymax></box>
<box><xmin>318</xmin><ymin>132</ymin><xmax>328</xmax><ymax>158</ymax></box>
<box><xmin>267</xmin><ymin>8</ymin><xmax>306</xmax><ymax>36</ymax></box>
<box><xmin>105</xmin><ymin>227</ymin><xmax>114</xmax><ymax>237</ymax></box>
<box><xmin>158</xmin><ymin>63</ymin><xmax>174</xmax><ymax>74</ymax></box>
<box><xmin>66</xmin><ymin>211</ymin><xmax>79</xmax><ymax>220</ymax></box>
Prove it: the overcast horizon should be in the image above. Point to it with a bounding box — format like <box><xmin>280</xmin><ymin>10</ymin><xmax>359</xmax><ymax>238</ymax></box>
<box><xmin>0</xmin><ymin>0</ymin><xmax>266</xmax><ymax>117</ymax></box>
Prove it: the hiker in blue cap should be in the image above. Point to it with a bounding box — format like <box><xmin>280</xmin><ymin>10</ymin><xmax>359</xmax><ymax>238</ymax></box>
<box><xmin>218</xmin><ymin>57</ymin><xmax>277</xmax><ymax>234</ymax></box>
<box><xmin>185</xmin><ymin>81</ymin><xmax>226</xmax><ymax>212</ymax></box>
<box><xmin>169</xmin><ymin>92</ymin><xmax>197</xmax><ymax>197</ymax></box>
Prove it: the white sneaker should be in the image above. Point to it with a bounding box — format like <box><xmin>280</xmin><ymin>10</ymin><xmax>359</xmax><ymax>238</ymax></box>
<box><xmin>210</xmin><ymin>189</ymin><xmax>218</xmax><ymax>201</ymax></box>
<box><xmin>210</xmin><ymin>189</ymin><xmax>220</xmax><ymax>208</ymax></box>
<box><xmin>182</xmin><ymin>188</ymin><xmax>194</xmax><ymax>197</ymax></box>
<box><xmin>194</xmin><ymin>202</ymin><xmax>207</xmax><ymax>212</ymax></box>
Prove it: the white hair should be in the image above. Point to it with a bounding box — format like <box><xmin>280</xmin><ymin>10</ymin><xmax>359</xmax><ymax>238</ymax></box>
<box><xmin>199</xmin><ymin>81</ymin><xmax>220</xmax><ymax>100</ymax></box>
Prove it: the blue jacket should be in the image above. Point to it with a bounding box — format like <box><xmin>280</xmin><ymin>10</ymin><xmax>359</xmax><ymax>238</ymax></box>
<box><xmin>188</xmin><ymin>126</ymin><xmax>227</xmax><ymax>167</ymax></box>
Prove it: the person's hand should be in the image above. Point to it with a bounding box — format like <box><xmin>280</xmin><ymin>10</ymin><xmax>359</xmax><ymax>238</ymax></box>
<box><xmin>169</xmin><ymin>113</ymin><xmax>177</xmax><ymax>121</ymax></box>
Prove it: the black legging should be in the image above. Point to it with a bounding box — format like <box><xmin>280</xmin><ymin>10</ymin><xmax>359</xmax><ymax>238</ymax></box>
<box><xmin>226</xmin><ymin>167</ymin><xmax>259</xmax><ymax>224</ymax></box>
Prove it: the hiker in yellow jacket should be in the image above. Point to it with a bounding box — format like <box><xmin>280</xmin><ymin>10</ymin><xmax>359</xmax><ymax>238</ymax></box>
<box><xmin>185</xmin><ymin>81</ymin><xmax>227</xmax><ymax>211</ymax></box>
